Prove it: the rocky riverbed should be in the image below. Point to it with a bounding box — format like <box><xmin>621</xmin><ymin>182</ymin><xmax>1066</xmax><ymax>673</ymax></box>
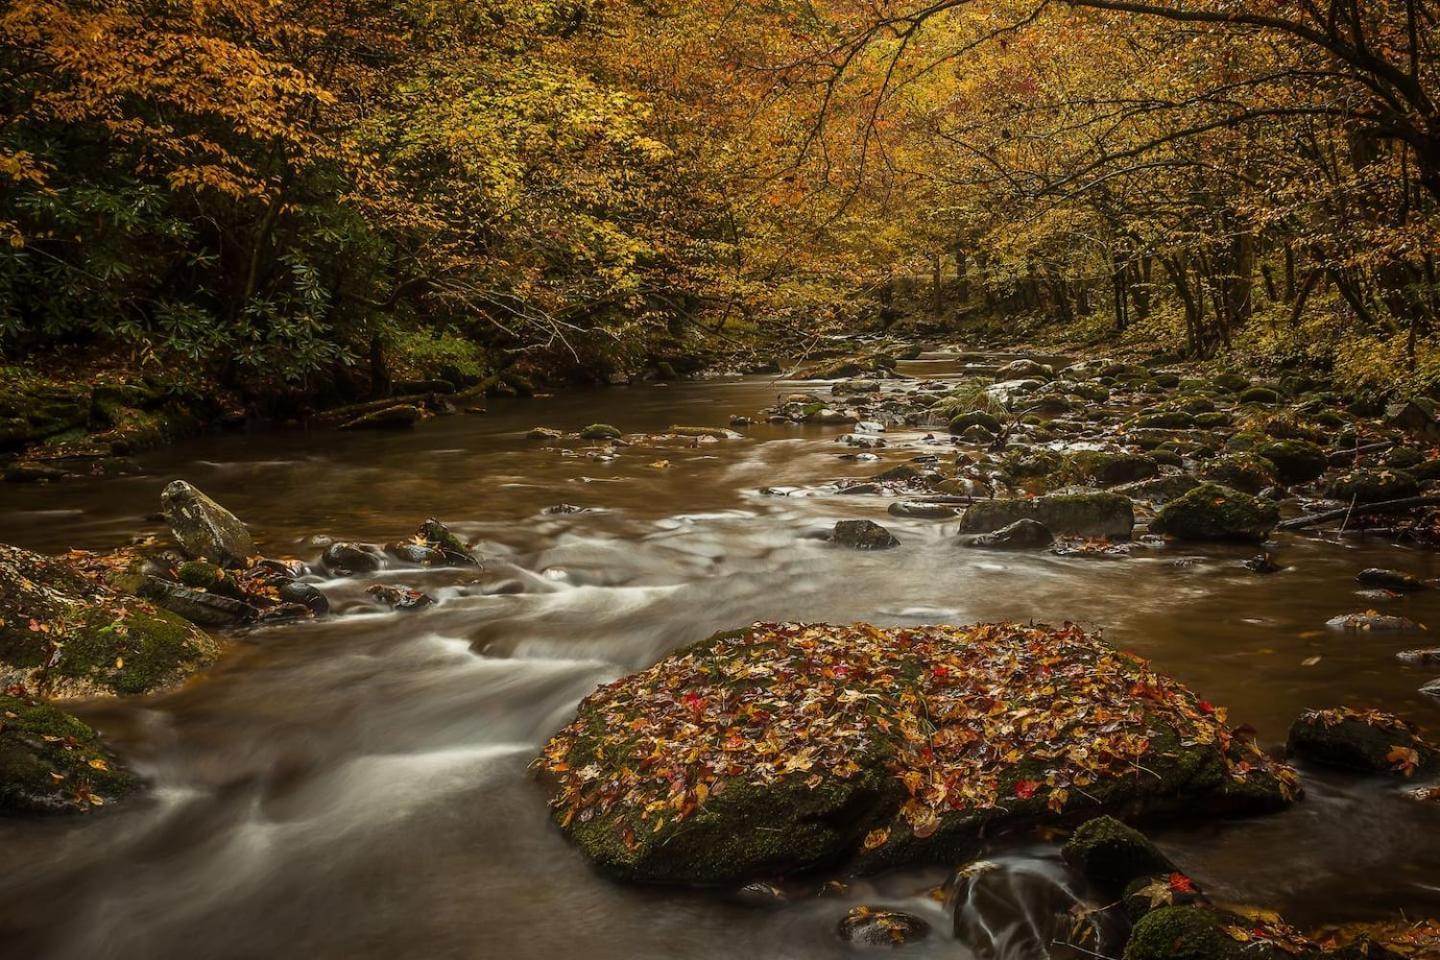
<box><xmin>2</xmin><ymin>341</ymin><xmax>1440</xmax><ymax>959</ymax></box>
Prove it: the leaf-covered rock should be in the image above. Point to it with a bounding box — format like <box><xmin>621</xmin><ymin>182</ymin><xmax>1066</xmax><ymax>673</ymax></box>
<box><xmin>537</xmin><ymin>622</ymin><xmax>1298</xmax><ymax>885</ymax></box>
<box><xmin>1150</xmin><ymin>484</ymin><xmax>1279</xmax><ymax>543</ymax></box>
<box><xmin>0</xmin><ymin>543</ymin><xmax>218</xmax><ymax>698</ymax></box>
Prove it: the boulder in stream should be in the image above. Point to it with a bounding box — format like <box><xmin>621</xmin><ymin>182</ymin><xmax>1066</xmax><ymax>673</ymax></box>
<box><xmin>160</xmin><ymin>480</ymin><xmax>253</xmax><ymax>568</ymax></box>
<box><xmin>1149</xmin><ymin>484</ymin><xmax>1279</xmax><ymax>543</ymax></box>
<box><xmin>1287</xmin><ymin>708</ymin><xmax>1439</xmax><ymax>776</ymax></box>
<box><xmin>960</xmin><ymin>518</ymin><xmax>1054</xmax><ymax>549</ymax></box>
<box><xmin>1356</xmin><ymin>568</ymin><xmax>1428</xmax><ymax>593</ymax></box>
<box><xmin>0</xmin><ymin>543</ymin><xmax>218</xmax><ymax>698</ymax></box>
<box><xmin>537</xmin><ymin>621</ymin><xmax>1298</xmax><ymax>884</ymax></box>
<box><xmin>959</xmin><ymin>493</ymin><xmax>1134</xmax><ymax>540</ymax></box>
<box><xmin>830</xmin><ymin>520</ymin><xmax>899</xmax><ymax>550</ymax></box>
<box><xmin>1254</xmin><ymin>440</ymin><xmax>1328</xmax><ymax>485</ymax></box>
<box><xmin>1061</xmin><ymin>816</ymin><xmax>1176</xmax><ymax>890</ymax></box>
<box><xmin>838</xmin><ymin>907</ymin><xmax>930</xmax><ymax>947</ymax></box>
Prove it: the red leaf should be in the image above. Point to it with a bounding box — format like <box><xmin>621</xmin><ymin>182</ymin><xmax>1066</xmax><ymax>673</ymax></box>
<box><xmin>1014</xmin><ymin>779</ymin><xmax>1041</xmax><ymax>799</ymax></box>
<box><xmin>1169</xmin><ymin>872</ymin><xmax>1197</xmax><ymax>894</ymax></box>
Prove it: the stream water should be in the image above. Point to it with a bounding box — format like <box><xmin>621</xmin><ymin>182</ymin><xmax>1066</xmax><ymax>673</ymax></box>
<box><xmin>2</xmin><ymin>349</ymin><xmax>1439</xmax><ymax>959</ymax></box>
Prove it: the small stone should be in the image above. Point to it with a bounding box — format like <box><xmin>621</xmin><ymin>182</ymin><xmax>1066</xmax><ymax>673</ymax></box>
<box><xmin>1326</xmin><ymin>612</ymin><xmax>1426</xmax><ymax>632</ymax></box>
<box><xmin>830</xmin><ymin>519</ymin><xmax>899</xmax><ymax>550</ymax></box>
<box><xmin>838</xmin><ymin>907</ymin><xmax>930</xmax><ymax>947</ymax></box>
<box><xmin>1243</xmin><ymin>554</ymin><xmax>1282</xmax><ymax>574</ymax></box>
<box><xmin>888</xmin><ymin>500</ymin><xmax>958</xmax><ymax>519</ymax></box>
<box><xmin>579</xmin><ymin>423</ymin><xmax>622</xmax><ymax>440</ymax></box>
<box><xmin>321</xmin><ymin>542</ymin><xmax>386</xmax><ymax>577</ymax></box>
<box><xmin>366</xmin><ymin>584</ymin><xmax>435</xmax><ymax>611</ymax></box>
<box><xmin>527</xmin><ymin>427</ymin><xmax>564</xmax><ymax>441</ymax></box>
<box><xmin>1397</xmin><ymin>649</ymin><xmax>1440</xmax><ymax>667</ymax></box>
<box><xmin>277</xmin><ymin>580</ymin><xmax>329</xmax><ymax>616</ymax></box>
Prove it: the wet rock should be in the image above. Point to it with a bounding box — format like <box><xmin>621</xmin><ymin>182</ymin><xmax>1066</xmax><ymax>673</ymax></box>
<box><xmin>1239</xmin><ymin>386</ymin><xmax>1282</xmax><ymax>405</ymax></box>
<box><xmin>1123</xmin><ymin>906</ymin><xmax>1248</xmax><ymax>960</ymax></box>
<box><xmin>1064</xmin><ymin>451</ymin><xmax>1159</xmax><ymax>487</ymax></box>
<box><xmin>888</xmin><ymin>500</ymin><xmax>958</xmax><ymax>519</ymax></box>
<box><xmin>140</xmin><ymin>576</ymin><xmax>259</xmax><ymax>628</ymax></box>
<box><xmin>384</xmin><ymin>542</ymin><xmax>448</xmax><ymax>566</ymax></box>
<box><xmin>959</xmin><ymin>493</ymin><xmax>1134</xmax><ymax>540</ymax></box>
<box><xmin>527</xmin><ymin>427</ymin><xmax>564</xmax><ymax>441</ymax></box>
<box><xmin>365</xmin><ymin>584</ymin><xmax>435</xmax><ymax>611</ymax></box>
<box><xmin>1061</xmin><ymin>816</ymin><xmax>1176</xmax><ymax>890</ymax></box>
<box><xmin>1255</xmin><ymin>440</ymin><xmax>1328</xmax><ymax>485</ymax></box>
<box><xmin>1199</xmin><ymin>454</ymin><xmax>1279</xmax><ymax>495</ymax></box>
<box><xmin>579</xmin><ymin>423</ymin><xmax>622</xmax><ymax>440</ymax></box>
<box><xmin>830</xmin><ymin>520</ymin><xmax>899</xmax><ymax>550</ymax></box>
<box><xmin>807</xmin><ymin>407</ymin><xmax>858</xmax><ymax>425</ymax></box>
<box><xmin>872</xmin><ymin>464</ymin><xmax>926</xmax><ymax>483</ymax></box>
<box><xmin>1324</xmin><ymin>469</ymin><xmax>1419</xmax><ymax>504</ymax></box>
<box><xmin>0</xmin><ymin>692</ymin><xmax>136</xmax><ymax>814</ymax></box>
<box><xmin>544</xmin><ymin>503</ymin><xmax>587</xmax><ymax>515</ymax></box>
<box><xmin>537</xmin><ymin>621</ymin><xmax>1297</xmax><ymax>884</ymax></box>
<box><xmin>838</xmin><ymin>907</ymin><xmax>930</xmax><ymax>947</ymax></box>
<box><xmin>1397</xmin><ymin>648</ymin><xmax>1440</xmax><ymax>667</ymax></box>
<box><xmin>1150</xmin><ymin>484</ymin><xmax>1279</xmax><ymax>543</ymax></box>
<box><xmin>339</xmin><ymin>404</ymin><xmax>422</xmax><ymax>430</ymax></box>
<box><xmin>960</xmin><ymin>518</ymin><xmax>1054</xmax><ymax>549</ymax></box>
<box><xmin>728</xmin><ymin>416</ymin><xmax>754</xmax><ymax>428</ymax></box>
<box><xmin>952</xmin><ymin>858</ymin><xmax>1129</xmax><ymax>959</ymax></box>
<box><xmin>1131</xmin><ymin>410</ymin><xmax>1196</xmax><ymax>430</ymax></box>
<box><xmin>1287</xmin><ymin>708</ymin><xmax>1439</xmax><ymax>776</ymax></box>
<box><xmin>1244</xmin><ymin>554</ymin><xmax>1283</xmax><ymax>574</ymax></box>
<box><xmin>1325</xmin><ymin>612</ymin><xmax>1425</xmax><ymax>632</ymax></box>
<box><xmin>949</xmin><ymin>411</ymin><xmax>1003</xmax><ymax>435</ymax></box>
<box><xmin>1421</xmin><ymin>679</ymin><xmax>1440</xmax><ymax>700</ymax></box>
<box><xmin>321</xmin><ymin>542</ymin><xmax>387</xmax><ymax>577</ymax></box>
<box><xmin>669</xmin><ymin>425</ymin><xmax>743</xmax><ymax>440</ymax></box>
<box><xmin>1356</xmin><ymin>568</ymin><xmax>1428</xmax><ymax>593</ymax></box>
<box><xmin>277</xmin><ymin>580</ymin><xmax>329</xmax><ymax>616</ymax></box>
<box><xmin>0</xmin><ymin>543</ymin><xmax>218</xmax><ymax>698</ymax></box>
<box><xmin>733</xmin><ymin>881</ymin><xmax>786</xmax><ymax>908</ymax></box>
<box><xmin>160</xmin><ymin>480</ymin><xmax>254</xmax><ymax>568</ymax></box>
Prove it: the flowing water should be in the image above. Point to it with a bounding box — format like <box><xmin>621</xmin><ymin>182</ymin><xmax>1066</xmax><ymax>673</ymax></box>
<box><xmin>2</xmin><ymin>349</ymin><xmax>1439</xmax><ymax>959</ymax></box>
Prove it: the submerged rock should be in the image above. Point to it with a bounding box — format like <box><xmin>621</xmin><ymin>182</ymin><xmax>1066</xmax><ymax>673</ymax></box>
<box><xmin>830</xmin><ymin>520</ymin><xmax>899</xmax><ymax>550</ymax></box>
<box><xmin>1287</xmin><ymin>708</ymin><xmax>1439</xmax><ymax>776</ymax></box>
<box><xmin>160</xmin><ymin>480</ymin><xmax>253</xmax><ymax>568</ymax></box>
<box><xmin>0</xmin><ymin>692</ymin><xmax>136</xmax><ymax>814</ymax></box>
<box><xmin>960</xmin><ymin>518</ymin><xmax>1054</xmax><ymax>549</ymax></box>
<box><xmin>0</xmin><ymin>543</ymin><xmax>217</xmax><ymax>698</ymax></box>
<box><xmin>416</xmin><ymin>518</ymin><xmax>478</xmax><ymax>566</ymax></box>
<box><xmin>1150</xmin><ymin>484</ymin><xmax>1278</xmax><ymax>543</ymax></box>
<box><xmin>888</xmin><ymin>500</ymin><xmax>958</xmax><ymax>519</ymax></box>
<box><xmin>1325</xmin><ymin>612</ymin><xmax>1425</xmax><ymax>632</ymax></box>
<box><xmin>537</xmin><ymin>622</ymin><xmax>1297</xmax><ymax>885</ymax></box>
<box><xmin>959</xmin><ymin>493</ymin><xmax>1134</xmax><ymax>540</ymax></box>
<box><xmin>321</xmin><ymin>542</ymin><xmax>387</xmax><ymax>577</ymax></box>
<box><xmin>838</xmin><ymin>907</ymin><xmax>930</xmax><ymax>947</ymax></box>
<box><xmin>365</xmin><ymin>584</ymin><xmax>435</xmax><ymax>611</ymax></box>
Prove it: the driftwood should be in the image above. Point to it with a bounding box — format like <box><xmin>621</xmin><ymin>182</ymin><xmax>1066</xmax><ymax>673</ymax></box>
<box><xmin>1327</xmin><ymin>441</ymin><xmax>1395</xmax><ymax>465</ymax></box>
<box><xmin>1277</xmin><ymin>495</ymin><xmax>1440</xmax><ymax>531</ymax></box>
<box><xmin>903</xmin><ymin>495</ymin><xmax>990</xmax><ymax>505</ymax></box>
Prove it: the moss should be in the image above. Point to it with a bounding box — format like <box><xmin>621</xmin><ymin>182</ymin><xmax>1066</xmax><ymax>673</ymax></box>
<box><xmin>49</xmin><ymin>605</ymin><xmax>217</xmax><ymax>696</ymax></box>
<box><xmin>1062</xmin><ymin>816</ymin><xmax>1175</xmax><ymax>888</ymax></box>
<box><xmin>1324</xmin><ymin>469</ymin><xmax>1419</xmax><ymax>504</ymax></box>
<box><xmin>0</xmin><ymin>693</ymin><xmax>136</xmax><ymax>814</ymax></box>
<box><xmin>1239</xmin><ymin>386</ymin><xmax>1282</xmax><ymax>405</ymax></box>
<box><xmin>1124</xmin><ymin>906</ymin><xmax>1238</xmax><ymax>960</ymax></box>
<box><xmin>1151</xmin><ymin>483</ymin><xmax>1279</xmax><ymax>543</ymax></box>
<box><xmin>668</xmin><ymin>426</ymin><xmax>736</xmax><ymax>439</ymax></box>
<box><xmin>949</xmin><ymin>410</ymin><xmax>1004</xmax><ymax>435</ymax></box>
<box><xmin>1131</xmin><ymin>410</ymin><xmax>1196</xmax><ymax>430</ymax></box>
<box><xmin>1199</xmin><ymin>454</ymin><xmax>1278</xmax><ymax>495</ymax></box>
<box><xmin>1062</xmin><ymin>451</ymin><xmax>1159</xmax><ymax>487</ymax></box>
<box><xmin>177</xmin><ymin>560</ymin><xmax>225</xmax><ymax>589</ymax></box>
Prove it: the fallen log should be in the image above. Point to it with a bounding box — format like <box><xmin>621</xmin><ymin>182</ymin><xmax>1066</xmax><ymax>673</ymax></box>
<box><xmin>1277</xmin><ymin>495</ymin><xmax>1440</xmax><ymax>531</ymax></box>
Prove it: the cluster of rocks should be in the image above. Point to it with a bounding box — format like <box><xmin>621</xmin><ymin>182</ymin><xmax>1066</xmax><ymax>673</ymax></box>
<box><xmin>1</xmin><ymin>480</ymin><xmax>479</xmax><ymax>815</ymax></box>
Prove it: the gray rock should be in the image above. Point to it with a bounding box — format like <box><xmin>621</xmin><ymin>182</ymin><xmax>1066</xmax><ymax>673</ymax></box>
<box><xmin>960</xmin><ymin>518</ymin><xmax>1054</xmax><ymax>549</ymax></box>
<box><xmin>1397</xmin><ymin>648</ymin><xmax>1440</xmax><ymax>666</ymax></box>
<box><xmin>321</xmin><ymin>542</ymin><xmax>386</xmax><ymax>577</ymax></box>
<box><xmin>830</xmin><ymin>520</ymin><xmax>899</xmax><ymax>550</ymax></box>
<box><xmin>160</xmin><ymin>480</ymin><xmax>254</xmax><ymax>568</ymax></box>
<box><xmin>1326</xmin><ymin>612</ymin><xmax>1426</xmax><ymax>632</ymax></box>
<box><xmin>959</xmin><ymin>493</ymin><xmax>1134</xmax><ymax>540</ymax></box>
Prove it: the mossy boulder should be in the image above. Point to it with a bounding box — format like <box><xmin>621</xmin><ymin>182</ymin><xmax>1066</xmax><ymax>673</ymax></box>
<box><xmin>1131</xmin><ymin>411</ymin><xmax>1196</xmax><ymax>430</ymax></box>
<box><xmin>1151</xmin><ymin>484</ymin><xmax>1279</xmax><ymax>543</ymax></box>
<box><xmin>538</xmin><ymin>622</ymin><xmax>1297</xmax><ymax>885</ymax></box>
<box><xmin>1</xmin><ymin>693</ymin><xmax>136</xmax><ymax>814</ymax></box>
<box><xmin>1324</xmin><ymin>469</ymin><xmax>1419</xmax><ymax>504</ymax></box>
<box><xmin>0</xmin><ymin>543</ymin><xmax>218</xmax><ymax>698</ymax></box>
<box><xmin>1238</xmin><ymin>386</ymin><xmax>1282</xmax><ymax>406</ymax></box>
<box><xmin>1287</xmin><ymin>709</ymin><xmax>1439</xmax><ymax>776</ymax></box>
<box><xmin>959</xmin><ymin>493</ymin><xmax>1134</xmax><ymax>539</ymax></box>
<box><xmin>1064</xmin><ymin>451</ymin><xmax>1160</xmax><ymax>487</ymax></box>
<box><xmin>949</xmin><ymin>411</ymin><xmax>1004</xmax><ymax>435</ymax></box>
<box><xmin>1199</xmin><ymin>454</ymin><xmax>1279</xmax><ymax>495</ymax></box>
<box><xmin>1124</xmin><ymin>906</ymin><xmax>1244</xmax><ymax>960</ymax></box>
<box><xmin>1255</xmin><ymin>440</ymin><xmax>1328</xmax><ymax>485</ymax></box>
<box><xmin>579</xmin><ymin>423</ymin><xmax>623</xmax><ymax>440</ymax></box>
<box><xmin>830</xmin><ymin>520</ymin><xmax>899</xmax><ymax>550</ymax></box>
<box><xmin>1062</xmin><ymin>816</ymin><xmax>1176</xmax><ymax>889</ymax></box>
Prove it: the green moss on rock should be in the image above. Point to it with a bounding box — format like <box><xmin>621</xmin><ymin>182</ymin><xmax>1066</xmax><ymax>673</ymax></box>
<box><xmin>1062</xmin><ymin>816</ymin><xmax>1176</xmax><ymax>888</ymax></box>
<box><xmin>0</xmin><ymin>693</ymin><xmax>136</xmax><ymax>814</ymax></box>
<box><xmin>1151</xmin><ymin>484</ymin><xmax>1279</xmax><ymax>543</ymax></box>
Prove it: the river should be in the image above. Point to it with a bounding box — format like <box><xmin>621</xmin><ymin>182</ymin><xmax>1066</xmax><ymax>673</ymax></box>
<box><xmin>2</xmin><ymin>349</ymin><xmax>1438</xmax><ymax>959</ymax></box>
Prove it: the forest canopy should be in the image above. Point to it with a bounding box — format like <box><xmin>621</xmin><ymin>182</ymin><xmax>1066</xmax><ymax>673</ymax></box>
<box><xmin>1</xmin><ymin>0</ymin><xmax>1437</xmax><ymax>397</ymax></box>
